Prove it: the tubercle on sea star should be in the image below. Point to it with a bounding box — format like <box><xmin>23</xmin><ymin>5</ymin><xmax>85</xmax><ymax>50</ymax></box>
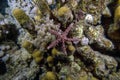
<box><xmin>47</xmin><ymin>23</ymin><xmax>79</xmax><ymax>54</ymax></box>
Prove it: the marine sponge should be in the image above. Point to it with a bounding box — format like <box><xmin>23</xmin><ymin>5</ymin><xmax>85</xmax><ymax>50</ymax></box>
<box><xmin>12</xmin><ymin>8</ymin><xmax>30</xmax><ymax>25</ymax></box>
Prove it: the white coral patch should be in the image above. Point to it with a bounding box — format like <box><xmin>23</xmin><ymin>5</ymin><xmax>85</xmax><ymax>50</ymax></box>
<box><xmin>81</xmin><ymin>37</ymin><xmax>89</xmax><ymax>45</ymax></box>
<box><xmin>47</xmin><ymin>0</ymin><xmax>53</xmax><ymax>5</ymax></box>
<box><xmin>85</xmin><ymin>14</ymin><xmax>94</xmax><ymax>24</ymax></box>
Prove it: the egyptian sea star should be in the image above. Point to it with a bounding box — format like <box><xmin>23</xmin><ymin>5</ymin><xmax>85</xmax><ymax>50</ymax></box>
<box><xmin>47</xmin><ymin>23</ymin><xmax>78</xmax><ymax>54</ymax></box>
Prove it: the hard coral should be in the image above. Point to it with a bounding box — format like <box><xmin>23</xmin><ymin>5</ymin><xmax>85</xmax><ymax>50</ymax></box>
<box><xmin>22</xmin><ymin>40</ymin><xmax>34</xmax><ymax>53</ymax></box>
<box><xmin>32</xmin><ymin>49</ymin><xmax>43</xmax><ymax>64</ymax></box>
<box><xmin>113</xmin><ymin>5</ymin><xmax>120</xmax><ymax>31</ymax></box>
<box><xmin>12</xmin><ymin>8</ymin><xmax>36</xmax><ymax>36</ymax></box>
<box><xmin>57</xmin><ymin>6</ymin><xmax>70</xmax><ymax>16</ymax></box>
<box><xmin>47</xmin><ymin>23</ymin><xmax>79</xmax><ymax>54</ymax></box>
<box><xmin>42</xmin><ymin>71</ymin><xmax>57</xmax><ymax>80</ymax></box>
<box><xmin>12</xmin><ymin>8</ymin><xmax>30</xmax><ymax>25</ymax></box>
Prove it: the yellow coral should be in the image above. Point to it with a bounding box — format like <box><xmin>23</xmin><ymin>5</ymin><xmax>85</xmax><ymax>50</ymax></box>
<box><xmin>68</xmin><ymin>44</ymin><xmax>75</xmax><ymax>52</ymax></box>
<box><xmin>57</xmin><ymin>6</ymin><xmax>70</xmax><ymax>16</ymax></box>
<box><xmin>79</xmin><ymin>75</ymin><xmax>88</xmax><ymax>80</ymax></box>
<box><xmin>12</xmin><ymin>8</ymin><xmax>30</xmax><ymax>25</ymax></box>
<box><xmin>70</xmin><ymin>0</ymin><xmax>78</xmax><ymax>9</ymax></box>
<box><xmin>34</xmin><ymin>57</ymin><xmax>43</xmax><ymax>63</ymax></box>
<box><xmin>36</xmin><ymin>8</ymin><xmax>41</xmax><ymax>15</ymax></box>
<box><xmin>113</xmin><ymin>6</ymin><xmax>120</xmax><ymax>31</ymax></box>
<box><xmin>34</xmin><ymin>7</ymin><xmax>41</xmax><ymax>22</ymax></box>
<box><xmin>33</xmin><ymin>0</ymin><xmax>50</xmax><ymax>15</ymax></box>
<box><xmin>43</xmin><ymin>71</ymin><xmax>57</xmax><ymax>80</ymax></box>
<box><xmin>32</xmin><ymin>49</ymin><xmax>43</xmax><ymax>64</ymax></box>
<box><xmin>47</xmin><ymin>56</ymin><xmax>54</xmax><ymax>67</ymax></box>
<box><xmin>34</xmin><ymin>15</ymin><xmax>41</xmax><ymax>22</ymax></box>
<box><xmin>12</xmin><ymin>8</ymin><xmax>36</xmax><ymax>36</ymax></box>
<box><xmin>32</xmin><ymin>50</ymin><xmax>42</xmax><ymax>58</ymax></box>
<box><xmin>22</xmin><ymin>40</ymin><xmax>33</xmax><ymax>53</ymax></box>
<box><xmin>118</xmin><ymin>0</ymin><xmax>120</xmax><ymax>5</ymax></box>
<box><xmin>51</xmin><ymin>48</ymin><xmax>59</xmax><ymax>56</ymax></box>
<box><xmin>107</xmin><ymin>4</ymin><xmax>120</xmax><ymax>41</ymax></box>
<box><xmin>66</xmin><ymin>76</ymin><xmax>72</xmax><ymax>80</ymax></box>
<box><xmin>47</xmin><ymin>56</ymin><xmax>53</xmax><ymax>63</ymax></box>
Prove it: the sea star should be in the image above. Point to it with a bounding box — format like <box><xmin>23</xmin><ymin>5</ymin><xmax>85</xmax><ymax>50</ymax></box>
<box><xmin>47</xmin><ymin>23</ymin><xmax>78</xmax><ymax>54</ymax></box>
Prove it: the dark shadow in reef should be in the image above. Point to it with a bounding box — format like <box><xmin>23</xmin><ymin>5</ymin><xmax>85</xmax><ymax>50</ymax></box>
<box><xmin>0</xmin><ymin>59</ymin><xmax>7</xmax><ymax>75</ymax></box>
<box><xmin>33</xmin><ymin>71</ymin><xmax>40</xmax><ymax>80</ymax></box>
<box><xmin>0</xmin><ymin>24</ymin><xmax>20</xmax><ymax>50</ymax></box>
<box><xmin>0</xmin><ymin>24</ymin><xmax>19</xmax><ymax>43</ymax></box>
<box><xmin>0</xmin><ymin>0</ymin><xmax>9</xmax><ymax>15</ymax></box>
<box><xmin>101</xmin><ymin>0</ymin><xmax>116</xmax><ymax>36</ymax></box>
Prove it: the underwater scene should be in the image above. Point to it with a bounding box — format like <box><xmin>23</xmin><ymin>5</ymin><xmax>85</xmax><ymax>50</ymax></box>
<box><xmin>0</xmin><ymin>0</ymin><xmax>120</xmax><ymax>80</ymax></box>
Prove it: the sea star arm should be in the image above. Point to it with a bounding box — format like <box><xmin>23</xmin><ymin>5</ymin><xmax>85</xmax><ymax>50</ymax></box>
<box><xmin>49</xmin><ymin>30</ymin><xmax>61</xmax><ymax>37</ymax></box>
<box><xmin>67</xmin><ymin>37</ymin><xmax>79</xmax><ymax>41</ymax></box>
<box><xmin>64</xmin><ymin>23</ymin><xmax>74</xmax><ymax>35</ymax></box>
<box><xmin>62</xmin><ymin>40</ymin><xmax>67</xmax><ymax>54</ymax></box>
<box><xmin>47</xmin><ymin>39</ymin><xmax>61</xmax><ymax>49</ymax></box>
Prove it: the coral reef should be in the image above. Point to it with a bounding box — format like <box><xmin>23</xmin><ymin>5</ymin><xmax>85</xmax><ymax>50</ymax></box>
<box><xmin>0</xmin><ymin>0</ymin><xmax>120</xmax><ymax>80</ymax></box>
